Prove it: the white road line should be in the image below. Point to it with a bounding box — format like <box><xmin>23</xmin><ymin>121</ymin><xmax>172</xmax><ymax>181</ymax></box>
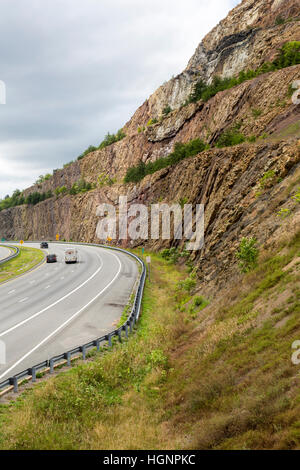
<box><xmin>0</xmin><ymin>251</ymin><xmax>122</xmax><ymax>380</ymax></box>
<box><xmin>8</xmin><ymin>290</ymin><xmax>16</xmax><ymax>295</ymax></box>
<box><xmin>0</xmin><ymin>252</ymin><xmax>104</xmax><ymax>339</ymax></box>
<box><xmin>19</xmin><ymin>297</ymin><xmax>29</xmax><ymax>303</ymax></box>
<box><xmin>45</xmin><ymin>285</ymin><xmax>51</xmax><ymax>289</ymax></box>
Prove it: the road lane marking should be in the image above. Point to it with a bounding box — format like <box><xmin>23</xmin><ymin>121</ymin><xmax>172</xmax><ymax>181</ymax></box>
<box><xmin>0</xmin><ymin>252</ymin><xmax>104</xmax><ymax>339</ymax></box>
<box><xmin>45</xmin><ymin>285</ymin><xmax>51</xmax><ymax>289</ymax></box>
<box><xmin>19</xmin><ymin>297</ymin><xmax>29</xmax><ymax>303</ymax></box>
<box><xmin>8</xmin><ymin>290</ymin><xmax>16</xmax><ymax>295</ymax></box>
<box><xmin>0</xmin><ymin>251</ymin><xmax>122</xmax><ymax>380</ymax></box>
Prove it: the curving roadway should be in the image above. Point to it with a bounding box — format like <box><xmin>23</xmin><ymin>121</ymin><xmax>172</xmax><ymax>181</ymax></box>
<box><xmin>0</xmin><ymin>242</ymin><xmax>139</xmax><ymax>382</ymax></box>
<box><xmin>0</xmin><ymin>245</ymin><xmax>12</xmax><ymax>261</ymax></box>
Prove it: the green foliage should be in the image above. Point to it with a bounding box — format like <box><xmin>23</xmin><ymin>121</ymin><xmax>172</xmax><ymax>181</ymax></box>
<box><xmin>63</xmin><ymin>161</ymin><xmax>74</xmax><ymax>168</ymax></box>
<box><xmin>161</xmin><ymin>247</ymin><xmax>180</xmax><ymax>264</ymax></box>
<box><xmin>252</xmin><ymin>108</ymin><xmax>262</xmax><ymax>118</ymax></box>
<box><xmin>292</xmin><ymin>187</ymin><xmax>300</xmax><ymax>203</ymax></box>
<box><xmin>193</xmin><ymin>296</ymin><xmax>209</xmax><ymax>310</ymax></box>
<box><xmin>277</xmin><ymin>208</ymin><xmax>291</xmax><ymax>219</ymax></box>
<box><xmin>0</xmin><ymin>189</ymin><xmax>54</xmax><ymax>211</ymax></box>
<box><xmin>124</xmin><ymin>138</ymin><xmax>207</xmax><ymax>183</ymax></box>
<box><xmin>162</xmin><ymin>105</ymin><xmax>172</xmax><ymax>116</ymax></box>
<box><xmin>69</xmin><ymin>179</ymin><xmax>93</xmax><ymax>195</ymax></box>
<box><xmin>216</xmin><ymin>128</ymin><xmax>245</xmax><ymax>148</ymax></box>
<box><xmin>178</xmin><ymin>276</ymin><xmax>196</xmax><ymax>294</ymax></box>
<box><xmin>236</xmin><ymin>237</ymin><xmax>259</xmax><ymax>273</ymax></box>
<box><xmin>259</xmin><ymin>170</ymin><xmax>276</xmax><ymax>189</ymax></box>
<box><xmin>187</xmin><ymin>41</ymin><xmax>300</xmax><ymax>105</ymax></box>
<box><xmin>98</xmin><ymin>128</ymin><xmax>126</xmax><ymax>150</ymax></box>
<box><xmin>77</xmin><ymin>146</ymin><xmax>98</xmax><ymax>161</ymax></box>
<box><xmin>275</xmin><ymin>16</ymin><xmax>285</xmax><ymax>25</ymax></box>
<box><xmin>35</xmin><ymin>173</ymin><xmax>52</xmax><ymax>184</ymax></box>
<box><xmin>97</xmin><ymin>173</ymin><xmax>116</xmax><ymax>187</ymax></box>
<box><xmin>54</xmin><ymin>186</ymin><xmax>68</xmax><ymax>197</ymax></box>
<box><xmin>272</xmin><ymin>41</ymin><xmax>300</xmax><ymax>69</ymax></box>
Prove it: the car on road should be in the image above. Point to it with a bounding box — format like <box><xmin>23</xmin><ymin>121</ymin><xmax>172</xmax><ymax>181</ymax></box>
<box><xmin>65</xmin><ymin>248</ymin><xmax>78</xmax><ymax>264</ymax></box>
<box><xmin>46</xmin><ymin>254</ymin><xmax>57</xmax><ymax>263</ymax></box>
<box><xmin>40</xmin><ymin>242</ymin><xmax>49</xmax><ymax>249</ymax></box>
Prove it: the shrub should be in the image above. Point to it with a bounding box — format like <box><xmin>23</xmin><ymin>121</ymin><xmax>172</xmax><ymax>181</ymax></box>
<box><xmin>292</xmin><ymin>187</ymin><xmax>300</xmax><ymax>203</ymax></box>
<box><xmin>178</xmin><ymin>276</ymin><xmax>196</xmax><ymax>294</ymax></box>
<box><xmin>216</xmin><ymin>128</ymin><xmax>245</xmax><ymax>148</ymax></box>
<box><xmin>277</xmin><ymin>208</ymin><xmax>291</xmax><ymax>218</ymax></box>
<box><xmin>275</xmin><ymin>16</ymin><xmax>285</xmax><ymax>25</ymax></box>
<box><xmin>161</xmin><ymin>247</ymin><xmax>180</xmax><ymax>264</ymax></box>
<box><xmin>236</xmin><ymin>237</ymin><xmax>259</xmax><ymax>273</ymax></box>
<box><xmin>259</xmin><ymin>170</ymin><xmax>276</xmax><ymax>189</ymax></box>
<box><xmin>97</xmin><ymin>173</ymin><xmax>116</xmax><ymax>187</ymax></box>
<box><xmin>124</xmin><ymin>138</ymin><xmax>207</xmax><ymax>184</ymax></box>
<box><xmin>193</xmin><ymin>296</ymin><xmax>209</xmax><ymax>310</ymax></box>
<box><xmin>162</xmin><ymin>105</ymin><xmax>172</xmax><ymax>116</ymax></box>
<box><xmin>187</xmin><ymin>42</ymin><xmax>300</xmax><ymax>105</ymax></box>
<box><xmin>252</xmin><ymin>108</ymin><xmax>262</xmax><ymax>118</ymax></box>
<box><xmin>98</xmin><ymin>128</ymin><xmax>126</xmax><ymax>150</ymax></box>
<box><xmin>77</xmin><ymin>145</ymin><xmax>97</xmax><ymax>160</ymax></box>
<box><xmin>54</xmin><ymin>186</ymin><xmax>68</xmax><ymax>197</ymax></box>
<box><xmin>69</xmin><ymin>179</ymin><xmax>93</xmax><ymax>195</ymax></box>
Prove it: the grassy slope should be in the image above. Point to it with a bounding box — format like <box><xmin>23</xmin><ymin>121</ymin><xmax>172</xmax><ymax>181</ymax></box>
<box><xmin>0</xmin><ymin>247</ymin><xmax>45</xmax><ymax>284</ymax></box>
<box><xmin>0</xmin><ymin>235</ymin><xmax>300</xmax><ymax>450</ymax></box>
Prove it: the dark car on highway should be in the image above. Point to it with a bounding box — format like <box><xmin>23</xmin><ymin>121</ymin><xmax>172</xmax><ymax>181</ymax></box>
<box><xmin>46</xmin><ymin>254</ymin><xmax>57</xmax><ymax>263</ymax></box>
<box><xmin>40</xmin><ymin>242</ymin><xmax>49</xmax><ymax>249</ymax></box>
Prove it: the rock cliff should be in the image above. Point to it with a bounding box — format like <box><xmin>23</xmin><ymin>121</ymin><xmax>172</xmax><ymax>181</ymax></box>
<box><xmin>1</xmin><ymin>0</ymin><xmax>300</xmax><ymax>296</ymax></box>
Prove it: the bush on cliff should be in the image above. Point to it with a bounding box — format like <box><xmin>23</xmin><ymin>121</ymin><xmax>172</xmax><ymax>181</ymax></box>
<box><xmin>124</xmin><ymin>138</ymin><xmax>207</xmax><ymax>183</ymax></box>
<box><xmin>188</xmin><ymin>41</ymin><xmax>300</xmax><ymax>104</ymax></box>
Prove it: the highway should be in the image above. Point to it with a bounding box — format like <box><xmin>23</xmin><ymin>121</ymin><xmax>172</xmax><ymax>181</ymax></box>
<box><xmin>0</xmin><ymin>242</ymin><xmax>139</xmax><ymax>382</ymax></box>
<box><xmin>0</xmin><ymin>246</ymin><xmax>12</xmax><ymax>261</ymax></box>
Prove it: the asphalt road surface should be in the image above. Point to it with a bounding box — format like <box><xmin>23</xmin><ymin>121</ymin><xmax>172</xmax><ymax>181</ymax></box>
<box><xmin>0</xmin><ymin>246</ymin><xmax>12</xmax><ymax>261</ymax></box>
<box><xmin>0</xmin><ymin>242</ymin><xmax>139</xmax><ymax>381</ymax></box>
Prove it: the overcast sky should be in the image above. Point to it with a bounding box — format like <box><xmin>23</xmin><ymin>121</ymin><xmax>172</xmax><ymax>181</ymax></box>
<box><xmin>0</xmin><ymin>0</ymin><xmax>239</xmax><ymax>198</ymax></box>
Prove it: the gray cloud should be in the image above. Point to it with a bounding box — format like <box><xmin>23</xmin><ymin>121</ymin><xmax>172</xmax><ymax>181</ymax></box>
<box><xmin>0</xmin><ymin>0</ymin><xmax>239</xmax><ymax>198</ymax></box>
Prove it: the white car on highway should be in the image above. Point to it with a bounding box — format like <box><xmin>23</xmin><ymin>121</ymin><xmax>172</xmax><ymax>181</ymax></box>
<box><xmin>64</xmin><ymin>248</ymin><xmax>78</xmax><ymax>264</ymax></box>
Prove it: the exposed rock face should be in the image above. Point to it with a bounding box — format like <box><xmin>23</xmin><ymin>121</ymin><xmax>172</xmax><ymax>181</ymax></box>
<box><xmin>1</xmin><ymin>0</ymin><xmax>300</xmax><ymax>296</ymax></box>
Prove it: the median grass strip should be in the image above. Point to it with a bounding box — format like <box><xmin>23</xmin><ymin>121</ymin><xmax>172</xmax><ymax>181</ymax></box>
<box><xmin>0</xmin><ymin>247</ymin><xmax>45</xmax><ymax>284</ymax></box>
<box><xmin>0</xmin><ymin>233</ymin><xmax>300</xmax><ymax>449</ymax></box>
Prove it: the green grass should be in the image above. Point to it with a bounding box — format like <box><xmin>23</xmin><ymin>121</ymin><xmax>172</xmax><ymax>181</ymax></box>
<box><xmin>0</xmin><ymin>246</ymin><xmax>45</xmax><ymax>283</ymax></box>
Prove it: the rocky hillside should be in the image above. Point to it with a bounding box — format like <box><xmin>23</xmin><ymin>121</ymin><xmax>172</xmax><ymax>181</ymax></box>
<box><xmin>1</xmin><ymin>0</ymin><xmax>300</xmax><ymax>297</ymax></box>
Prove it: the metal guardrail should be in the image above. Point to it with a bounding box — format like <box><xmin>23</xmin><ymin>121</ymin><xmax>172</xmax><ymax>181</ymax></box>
<box><xmin>0</xmin><ymin>242</ymin><xmax>146</xmax><ymax>395</ymax></box>
<box><xmin>0</xmin><ymin>245</ymin><xmax>20</xmax><ymax>266</ymax></box>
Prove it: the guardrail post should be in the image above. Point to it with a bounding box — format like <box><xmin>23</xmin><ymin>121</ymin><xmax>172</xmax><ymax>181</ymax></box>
<box><xmin>49</xmin><ymin>359</ymin><xmax>54</xmax><ymax>374</ymax></box>
<box><xmin>125</xmin><ymin>324</ymin><xmax>128</xmax><ymax>338</ymax></box>
<box><xmin>108</xmin><ymin>335</ymin><xmax>112</xmax><ymax>347</ymax></box>
<box><xmin>96</xmin><ymin>339</ymin><xmax>100</xmax><ymax>351</ymax></box>
<box><xmin>65</xmin><ymin>352</ymin><xmax>71</xmax><ymax>367</ymax></box>
<box><xmin>10</xmin><ymin>377</ymin><xmax>18</xmax><ymax>393</ymax></box>
<box><xmin>30</xmin><ymin>367</ymin><xmax>36</xmax><ymax>383</ymax></box>
<box><xmin>129</xmin><ymin>319</ymin><xmax>133</xmax><ymax>333</ymax></box>
<box><xmin>82</xmin><ymin>346</ymin><xmax>86</xmax><ymax>360</ymax></box>
<box><xmin>118</xmin><ymin>330</ymin><xmax>122</xmax><ymax>343</ymax></box>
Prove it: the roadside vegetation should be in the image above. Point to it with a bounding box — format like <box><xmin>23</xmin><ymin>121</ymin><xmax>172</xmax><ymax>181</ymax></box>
<box><xmin>1</xmin><ymin>229</ymin><xmax>300</xmax><ymax>449</ymax></box>
<box><xmin>0</xmin><ymin>247</ymin><xmax>45</xmax><ymax>284</ymax></box>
